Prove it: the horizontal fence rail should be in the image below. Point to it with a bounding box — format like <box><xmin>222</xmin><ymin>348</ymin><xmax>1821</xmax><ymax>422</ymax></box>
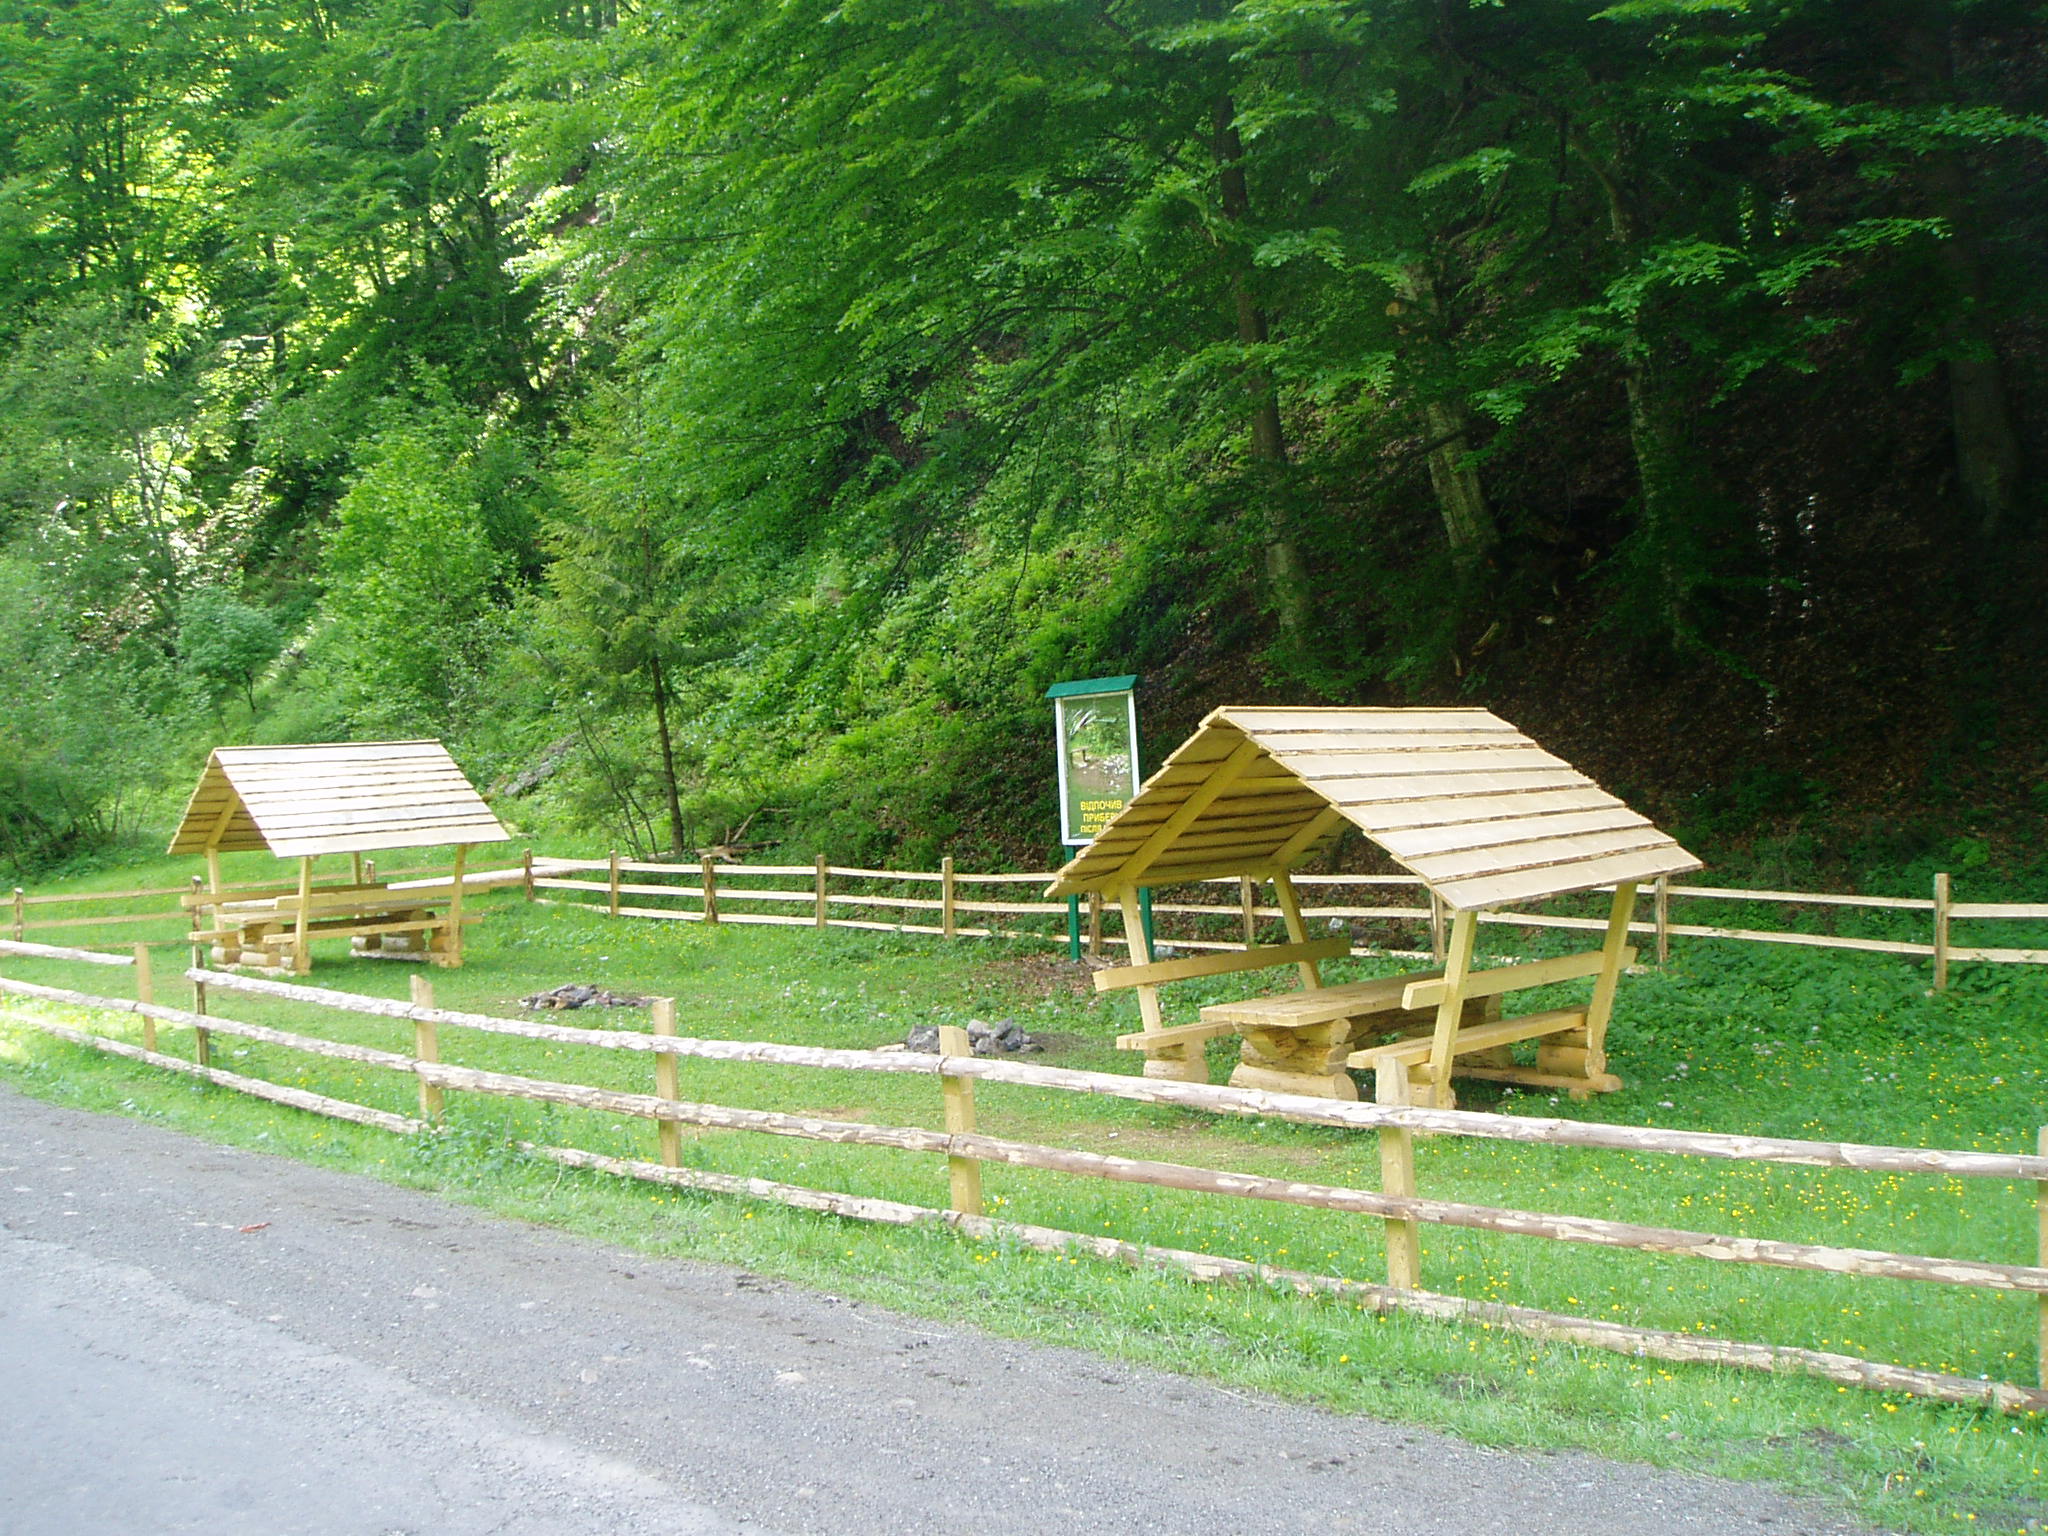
<box><xmin>13</xmin><ymin>851</ymin><xmax>2046</xmax><ymax>985</ymax></box>
<box><xmin>1</xmin><ymin>954</ymin><xmax>2043</xmax><ymax>1414</ymax></box>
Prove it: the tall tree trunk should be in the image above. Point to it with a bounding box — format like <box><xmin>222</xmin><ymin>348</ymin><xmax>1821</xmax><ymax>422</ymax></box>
<box><xmin>1391</xmin><ymin>266</ymin><xmax>1498</xmax><ymax>562</ymax></box>
<box><xmin>646</xmin><ymin>651</ymin><xmax>690</xmax><ymax>858</ymax></box>
<box><xmin>1895</xmin><ymin>10</ymin><xmax>2024</xmax><ymax>536</ymax></box>
<box><xmin>1213</xmin><ymin>97</ymin><xmax>1313</xmax><ymax>645</ymax></box>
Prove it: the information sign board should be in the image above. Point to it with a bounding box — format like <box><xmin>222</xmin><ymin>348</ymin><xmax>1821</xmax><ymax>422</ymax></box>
<box><xmin>1047</xmin><ymin>675</ymin><xmax>1140</xmax><ymax>847</ymax></box>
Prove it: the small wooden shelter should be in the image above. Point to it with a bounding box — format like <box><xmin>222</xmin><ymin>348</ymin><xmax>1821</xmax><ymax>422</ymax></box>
<box><xmin>168</xmin><ymin>740</ymin><xmax>510</xmax><ymax>974</ymax></box>
<box><xmin>1047</xmin><ymin>707</ymin><xmax>1701</xmax><ymax>1107</ymax></box>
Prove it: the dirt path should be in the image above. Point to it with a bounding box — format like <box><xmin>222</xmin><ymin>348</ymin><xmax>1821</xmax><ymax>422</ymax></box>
<box><xmin>0</xmin><ymin>1085</ymin><xmax>1871</xmax><ymax>1535</ymax></box>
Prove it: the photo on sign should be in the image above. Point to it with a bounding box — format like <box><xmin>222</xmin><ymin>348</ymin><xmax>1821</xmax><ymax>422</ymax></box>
<box><xmin>1058</xmin><ymin>694</ymin><xmax>1137</xmax><ymax>844</ymax></box>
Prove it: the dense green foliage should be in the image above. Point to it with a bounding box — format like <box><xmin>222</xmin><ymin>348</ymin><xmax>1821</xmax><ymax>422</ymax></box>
<box><xmin>1</xmin><ymin>0</ymin><xmax>2042</xmax><ymax>871</ymax></box>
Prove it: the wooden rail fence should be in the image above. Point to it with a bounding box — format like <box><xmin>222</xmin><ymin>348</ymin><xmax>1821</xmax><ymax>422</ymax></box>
<box><xmin>527</xmin><ymin>855</ymin><xmax>2048</xmax><ymax>988</ymax></box>
<box><xmin>0</xmin><ymin>950</ymin><xmax>2043</xmax><ymax>1414</ymax></box>
<box><xmin>12</xmin><ymin>852</ymin><xmax>2046</xmax><ymax>987</ymax></box>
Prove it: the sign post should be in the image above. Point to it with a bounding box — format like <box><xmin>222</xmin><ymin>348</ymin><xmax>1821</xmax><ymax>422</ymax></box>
<box><xmin>1047</xmin><ymin>675</ymin><xmax>1142</xmax><ymax>960</ymax></box>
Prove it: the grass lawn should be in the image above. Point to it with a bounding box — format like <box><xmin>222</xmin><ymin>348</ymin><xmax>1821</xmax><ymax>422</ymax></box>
<box><xmin>3</xmin><ymin>846</ymin><xmax>2046</xmax><ymax>1533</ymax></box>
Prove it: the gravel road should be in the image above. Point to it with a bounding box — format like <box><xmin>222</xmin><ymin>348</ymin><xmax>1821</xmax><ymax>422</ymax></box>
<box><xmin>0</xmin><ymin>1084</ymin><xmax>1873</xmax><ymax>1535</ymax></box>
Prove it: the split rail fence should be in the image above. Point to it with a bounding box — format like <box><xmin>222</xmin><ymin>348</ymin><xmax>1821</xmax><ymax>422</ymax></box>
<box><xmin>0</xmin><ymin>946</ymin><xmax>2044</xmax><ymax>1414</ymax></box>
<box><xmin>530</xmin><ymin>854</ymin><xmax>2048</xmax><ymax>989</ymax></box>
<box><xmin>12</xmin><ymin>853</ymin><xmax>2047</xmax><ymax>988</ymax></box>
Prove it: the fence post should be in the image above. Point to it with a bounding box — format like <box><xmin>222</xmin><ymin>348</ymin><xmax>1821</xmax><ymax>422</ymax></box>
<box><xmin>1087</xmin><ymin>890</ymin><xmax>1102</xmax><ymax>958</ymax></box>
<box><xmin>1654</xmin><ymin>876</ymin><xmax>1671</xmax><ymax>967</ymax></box>
<box><xmin>364</xmin><ymin>859</ymin><xmax>376</xmax><ymax>885</ymax></box>
<box><xmin>410</xmin><ymin>973</ymin><xmax>443</xmax><ymax>1121</ymax></box>
<box><xmin>941</xmin><ymin>855</ymin><xmax>957</xmax><ymax>940</ymax></box>
<box><xmin>1427</xmin><ymin>888</ymin><xmax>1447</xmax><ymax>964</ymax></box>
<box><xmin>700</xmin><ymin>856</ymin><xmax>720</xmax><ymax>925</ymax></box>
<box><xmin>1238</xmin><ymin>877</ymin><xmax>1258</xmax><ymax>948</ymax></box>
<box><xmin>133</xmin><ymin>943</ymin><xmax>156</xmax><ymax>1054</ymax></box>
<box><xmin>653</xmin><ymin>997</ymin><xmax>681</xmax><ymax>1168</ymax></box>
<box><xmin>1933</xmin><ymin>872</ymin><xmax>1952</xmax><ymax>991</ymax></box>
<box><xmin>192</xmin><ymin>973</ymin><xmax>210</xmax><ymax>1069</ymax></box>
<box><xmin>607</xmin><ymin>850</ymin><xmax>621</xmax><ymax>917</ymax></box>
<box><xmin>10</xmin><ymin>888</ymin><xmax>21</xmax><ymax>941</ymax></box>
<box><xmin>937</xmin><ymin>1023</ymin><xmax>983</xmax><ymax>1218</ymax></box>
<box><xmin>2038</xmin><ymin>1125</ymin><xmax>2047</xmax><ymax>1389</ymax></box>
<box><xmin>1377</xmin><ymin>1064</ymin><xmax>1421</xmax><ymax>1289</ymax></box>
<box><xmin>522</xmin><ymin>848</ymin><xmax>535</xmax><ymax>901</ymax></box>
<box><xmin>814</xmin><ymin>853</ymin><xmax>829</xmax><ymax>928</ymax></box>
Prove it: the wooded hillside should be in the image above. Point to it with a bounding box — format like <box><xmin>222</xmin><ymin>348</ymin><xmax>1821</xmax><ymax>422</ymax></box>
<box><xmin>1</xmin><ymin>0</ymin><xmax>2042</xmax><ymax>874</ymax></box>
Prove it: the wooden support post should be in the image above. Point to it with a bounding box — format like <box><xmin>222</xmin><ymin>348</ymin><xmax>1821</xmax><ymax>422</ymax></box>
<box><xmin>941</xmin><ymin>856</ymin><xmax>957</xmax><ymax>940</ymax></box>
<box><xmin>653</xmin><ymin>997</ymin><xmax>681</xmax><ymax>1169</ymax></box>
<box><xmin>1654</xmin><ymin>876</ymin><xmax>1671</xmax><ymax>967</ymax></box>
<box><xmin>700</xmin><ymin>856</ymin><xmax>719</xmax><ymax>925</ymax></box>
<box><xmin>607</xmin><ymin>850</ymin><xmax>621</xmax><ymax>917</ymax></box>
<box><xmin>1377</xmin><ymin>1055</ymin><xmax>1421</xmax><ymax>1289</ymax></box>
<box><xmin>1427</xmin><ymin>888</ymin><xmax>1447</xmax><ymax>964</ymax></box>
<box><xmin>205</xmin><ymin>849</ymin><xmax>223</xmax><ymax>895</ymax></box>
<box><xmin>522</xmin><ymin>848</ymin><xmax>535</xmax><ymax>901</ymax></box>
<box><xmin>411</xmin><ymin>973</ymin><xmax>443</xmax><ymax>1121</ymax></box>
<box><xmin>1933</xmin><ymin>872</ymin><xmax>1952</xmax><ymax>991</ymax></box>
<box><xmin>10</xmin><ymin>887</ymin><xmax>21</xmax><ymax>942</ymax></box>
<box><xmin>364</xmin><ymin>859</ymin><xmax>376</xmax><ymax>885</ymax></box>
<box><xmin>937</xmin><ymin>1023</ymin><xmax>983</xmax><ymax>1217</ymax></box>
<box><xmin>1238</xmin><ymin>876</ymin><xmax>1258</xmax><ymax>948</ymax></box>
<box><xmin>1422</xmin><ymin>909</ymin><xmax>1479</xmax><ymax>1112</ymax></box>
<box><xmin>1565</xmin><ymin>883</ymin><xmax>1639</xmax><ymax>1098</ymax></box>
<box><xmin>814</xmin><ymin>853</ymin><xmax>829</xmax><ymax>928</ymax></box>
<box><xmin>1119</xmin><ymin>883</ymin><xmax>1204</xmax><ymax>1082</ymax></box>
<box><xmin>292</xmin><ymin>856</ymin><xmax>314</xmax><ymax>976</ymax></box>
<box><xmin>351</xmin><ymin>851</ymin><xmax>364</xmax><ymax>886</ymax></box>
<box><xmin>1271</xmin><ymin>871</ymin><xmax>1325</xmax><ymax>989</ymax></box>
<box><xmin>441</xmin><ymin>843</ymin><xmax>469</xmax><ymax>968</ymax></box>
<box><xmin>192</xmin><ymin>974</ymin><xmax>210</xmax><ymax>1068</ymax></box>
<box><xmin>1087</xmin><ymin>890</ymin><xmax>1102</xmax><ymax>958</ymax></box>
<box><xmin>133</xmin><ymin>944</ymin><xmax>155</xmax><ymax>1053</ymax></box>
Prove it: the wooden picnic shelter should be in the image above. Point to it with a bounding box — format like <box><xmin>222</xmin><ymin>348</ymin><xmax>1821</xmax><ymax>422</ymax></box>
<box><xmin>168</xmin><ymin>740</ymin><xmax>510</xmax><ymax>974</ymax></box>
<box><xmin>1046</xmin><ymin>706</ymin><xmax>1701</xmax><ymax>1110</ymax></box>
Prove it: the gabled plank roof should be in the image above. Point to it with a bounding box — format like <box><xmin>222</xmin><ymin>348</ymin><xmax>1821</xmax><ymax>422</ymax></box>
<box><xmin>166</xmin><ymin>741</ymin><xmax>511</xmax><ymax>859</ymax></box>
<box><xmin>1046</xmin><ymin>706</ymin><xmax>1700</xmax><ymax>910</ymax></box>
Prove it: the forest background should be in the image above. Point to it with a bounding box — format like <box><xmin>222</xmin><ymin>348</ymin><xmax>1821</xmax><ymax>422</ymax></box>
<box><xmin>1</xmin><ymin>0</ymin><xmax>2042</xmax><ymax>885</ymax></box>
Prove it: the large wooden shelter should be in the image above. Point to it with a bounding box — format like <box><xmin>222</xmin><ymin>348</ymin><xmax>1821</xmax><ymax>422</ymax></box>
<box><xmin>1047</xmin><ymin>706</ymin><xmax>1701</xmax><ymax>1108</ymax></box>
<box><xmin>168</xmin><ymin>741</ymin><xmax>510</xmax><ymax>974</ymax></box>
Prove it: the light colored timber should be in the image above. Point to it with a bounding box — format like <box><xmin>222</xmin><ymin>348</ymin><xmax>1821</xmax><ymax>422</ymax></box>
<box><xmin>2038</xmin><ymin>1126</ymin><xmax>2047</xmax><ymax>1388</ymax></box>
<box><xmin>411</xmin><ymin>974</ymin><xmax>443</xmax><ymax>1119</ymax></box>
<box><xmin>1350</xmin><ymin>787</ymin><xmax>1624</xmax><ymax>832</ymax></box>
<box><xmin>815</xmin><ymin>853</ymin><xmax>829</xmax><ymax>928</ymax></box>
<box><xmin>1375</xmin><ymin>806</ymin><xmax>1652</xmax><ymax>860</ymax></box>
<box><xmin>1949</xmin><ymin>946</ymin><xmax>2048</xmax><ymax>965</ymax></box>
<box><xmin>0</xmin><ymin>938</ymin><xmax>134</xmax><ymax>966</ymax></box>
<box><xmin>938</xmin><ymin>1027</ymin><xmax>983</xmax><ymax>1216</ymax></box>
<box><xmin>1400</xmin><ymin>948</ymin><xmax>1630</xmax><ymax>1009</ymax></box>
<box><xmin>153</xmin><ymin>969</ymin><xmax>2048</xmax><ymax>1179</ymax></box>
<box><xmin>1933</xmin><ymin>871</ymin><xmax>1952</xmax><ymax>991</ymax></box>
<box><xmin>1092</xmin><ymin>936</ymin><xmax>1350</xmax><ymax>992</ymax></box>
<box><xmin>1119</xmin><ymin>740</ymin><xmax>1275</xmax><ymax>885</ymax></box>
<box><xmin>1402</xmin><ymin>828</ymin><xmax>1678</xmax><ymax>886</ymax></box>
<box><xmin>526</xmin><ymin>1143</ymin><xmax>2048</xmax><ymax>1415</ymax></box>
<box><xmin>1114</xmin><ymin>1020</ymin><xmax>1247</xmax><ymax>1052</ymax></box>
<box><xmin>21</xmin><ymin>911</ymin><xmax>190</xmax><ymax>931</ymax></box>
<box><xmin>19</xmin><ymin>884</ymin><xmax>193</xmax><ymax>905</ymax></box>
<box><xmin>443</xmin><ymin>843</ymin><xmax>468</xmax><ymax>966</ymax></box>
<box><xmin>1669</xmin><ymin>884</ymin><xmax>1935</xmax><ymax>910</ymax></box>
<box><xmin>255</xmin><ymin>917</ymin><xmax>470</xmax><ymax>947</ymax></box>
<box><xmin>824</xmin><ymin>866</ymin><xmax>948</xmax><ymax>882</ymax></box>
<box><xmin>0</xmin><ymin>1012</ymin><xmax>422</xmax><ymax>1135</ymax></box>
<box><xmin>1286</xmin><ymin>747</ymin><xmax>1571</xmax><ymax>780</ymax></box>
<box><xmin>1432</xmin><ymin>847</ymin><xmax>1697</xmax><ymax>912</ymax></box>
<box><xmin>1348</xmin><ymin>1009</ymin><xmax>1590</xmax><ymax>1072</ymax></box>
<box><xmin>1323</xmin><ymin>769</ymin><xmax>1593</xmax><ymax>804</ymax></box>
<box><xmin>653</xmin><ymin>997</ymin><xmax>681</xmax><ymax>1168</ymax></box>
<box><xmin>1950</xmin><ymin>902</ymin><xmax>2048</xmax><ymax>920</ymax></box>
<box><xmin>1201</xmin><ymin>972</ymin><xmax>1449</xmax><ymax>1030</ymax></box>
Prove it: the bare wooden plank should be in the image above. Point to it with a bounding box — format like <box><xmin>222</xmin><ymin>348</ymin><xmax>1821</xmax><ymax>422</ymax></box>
<box><xmin>1402</xmin><ymin>828</ymin><xmax>1679</xmax><ymax>885</ymax></box>
<box><xmin>1948</xmin><ymin>946</ymin><xmax>2048</xmax><ymax>965</ymax></box>
<box><xmin>0</xmin><ymin>938</ymin><xmax>135</xmax><ymax>966</ymax></box>
<box><xmin>1323</xmin><ymin>768</ymin><xmax>1594</xmax><ymax>805</ymax></box>
<box><xmin>1376</xmin><ymin>807</ymin><xmax>1652</xmax><ymax>861</ymax></box>
<box><xmin>1335</xmin><ymin>787</ymin><xmax>1621</xmax><ymax>832</ymax></box>
<box><xmin>1668</xmin><ymin>884</ymin><xmax>1935</xmax><ymax>911</ymax></box>
<box><xmin>1285</xmin><ymin>747</ymin><xmax>1570</xmax><ymax>779</ymax></box>
<box><xmin>1433</xmin><ymin>846</ymin><xmax>1703</xmax><ymax>911</ymax></box>
<box><xmin>1092</xmin><ymin>937</ymin><xmax>1350</xmax><ymax>992</ymax></box>
<box><xmin>1400</xmin><ymin>950</ymin><xmax>1626</xmax><ymax>1008</ymax></box>
<box><xmin>1221</xmin><ymin>707</ymin><xmax>1499</xmax><ymax>732</ymax></box>
<box><xmin>1949</xmin><ymin>903</ymin><xmax>2048</xmax><ymax>920</ymax></box>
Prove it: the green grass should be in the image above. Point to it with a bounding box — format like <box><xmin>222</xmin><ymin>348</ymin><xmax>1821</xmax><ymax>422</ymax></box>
<box><xmin>2</xmin><ymin>860</ymin><xmax>2046</xmax><ymax>1534</ymax></box>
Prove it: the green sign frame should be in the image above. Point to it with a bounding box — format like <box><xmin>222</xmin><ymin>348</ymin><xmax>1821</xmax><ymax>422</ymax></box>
<box><xmin>1047</xmin><ymin>675</ymin><xmax>1140</xmax><ymax>847</ymax></box>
